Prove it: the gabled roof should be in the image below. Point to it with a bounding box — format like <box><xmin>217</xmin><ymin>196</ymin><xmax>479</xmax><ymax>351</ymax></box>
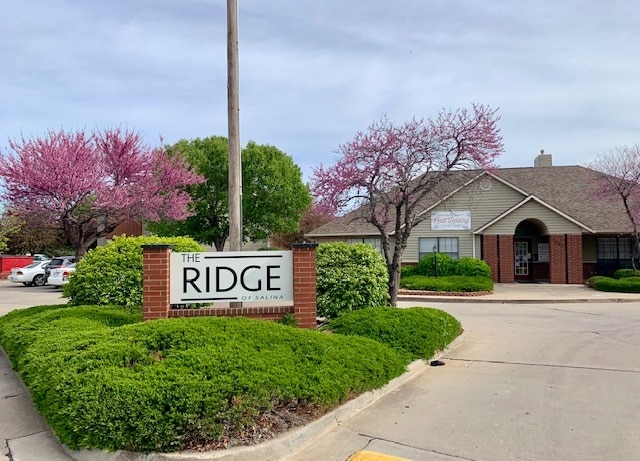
<box><xmin>307</xmin><ymin>165</ymin><xmax>632</xmax><ymax>237</ymax></box>
<box><xmin>492</xmin><ymin>166</ymin><xmax>629</xmax><ymax>233</ymax></box>
<box><xmin>473</xmin><ymin>195</ymin><xmax>595</xmax><ymax>234</ymax></box>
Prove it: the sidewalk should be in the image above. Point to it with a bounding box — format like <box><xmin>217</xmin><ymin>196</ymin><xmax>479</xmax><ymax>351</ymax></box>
<box><xmin>399</xmin><ymin>282</ymin><xmax>640</xmax><ymax>303</ymax></box>
<box><xmin>2</xmin><ymin>283</ymin><xmax>640</xmax><ymax>461</ymax></box>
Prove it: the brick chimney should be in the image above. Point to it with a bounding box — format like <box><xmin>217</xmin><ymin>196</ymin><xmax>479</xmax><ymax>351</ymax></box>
<box><xmin>534</xmin><ymin>149</ymin><xmax>552</xmax><ymax>167</ymax></box>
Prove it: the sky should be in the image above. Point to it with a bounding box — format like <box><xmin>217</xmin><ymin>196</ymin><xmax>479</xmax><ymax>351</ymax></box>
<box><xmin>2</xmin><ymin>0</ymin><xmax>639</xmax><ymax>181</ymax></box>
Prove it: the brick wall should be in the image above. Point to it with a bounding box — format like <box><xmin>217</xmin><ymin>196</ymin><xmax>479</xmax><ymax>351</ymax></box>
<box><xmin>291</xmin><ymin>243</ymin><xmax>318</xmax><ymax>328</ymax></box>
<box><xmin>498</xmin><ymin>235</ymin><xmax>514</xmax><ymax>283</ymax></box>
<box><xmin>549</xmin><ymin>234</ymin><xmax>566</xmax><ymax>284</ymax></box>
<box><xmin>142</xmin><ymin>244</ymin><xmax>317</xmax><ymax>328</ymax></box>
<box><xmin>583</xmin><ymin>262</ymin><xmax>597</xmax><ymax>281</ymax></box>
<box><xmin>566</xmin><ymin>234</ymin><xmax>583</xmax><ymax>284</ymax></box>
<box><xmin>532</xmin><ymin>262</ymin><xmax>550</xmax><ymax>281</ymax></box>
<box><xmin>483</xmin><ymin>235</ymin><xmax>499</xmax><ymax>282</ymax></box>
<box><xmin>142</xmin><ymin>245</ymin><xmax>171</xmax><ymax>320</ymax></box>
<box><xmin>169</xmin><ymin>305</ymin><xmax>294</xmax><ymax>320</ymax></box>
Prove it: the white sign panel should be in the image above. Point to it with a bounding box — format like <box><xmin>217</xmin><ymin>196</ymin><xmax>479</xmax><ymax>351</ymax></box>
<box><xmin>537</xmin><ymin>243</ymin><xmax>549</xmax><ymax>262</ymax></box>
<box><xmin>170</xmin><ymin>251</ymin><xmax>293</xmax><ymax>304</ymax></box>
<box><xmin>431</xmin><ymin>211</ymin><xmax>472</xmax><ymax>231</ymax></box>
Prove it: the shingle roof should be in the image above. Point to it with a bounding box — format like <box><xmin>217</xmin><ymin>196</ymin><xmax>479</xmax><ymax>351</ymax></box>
<box><xmin>494</xmin><ymin>166</ymin><xmax>630</xmax><ymax>233</ymax></box>
<box><xmin>307</xmin><ymin>165</ymin><xmax>632</xmax><ymax>236</ymax></box>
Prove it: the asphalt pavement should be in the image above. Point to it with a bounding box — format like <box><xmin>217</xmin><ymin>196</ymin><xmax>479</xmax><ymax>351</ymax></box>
<box><xmin>2</xmin><ymin>281</ymin><xmax>640</xmax><ymax>461</ymax></box>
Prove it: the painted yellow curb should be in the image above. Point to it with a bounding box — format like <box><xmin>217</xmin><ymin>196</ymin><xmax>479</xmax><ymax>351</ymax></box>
<box><xmin>347</xmin><ymin>450</ymin><xmax>410</xmax><ymax>461</ymax></box>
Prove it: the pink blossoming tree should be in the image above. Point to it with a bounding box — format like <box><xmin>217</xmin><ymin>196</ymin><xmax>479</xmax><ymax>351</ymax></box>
<box><xmin>312</xmin><ymin>104</ymin><xmax>504</xmax><ymax>305</ymax></box>
<box><xmin>586</xmin><ymin>144</ymin><xmax>640</xmax><ymax>269</ymax></box>
<box><xmin>0</xmin><ymin>128</ymin><xmax>204</xmax><ymax>259</ymax></box>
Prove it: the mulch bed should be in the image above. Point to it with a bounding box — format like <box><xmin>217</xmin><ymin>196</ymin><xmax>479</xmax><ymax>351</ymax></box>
<box><xmin>398</xmin><ymin>289</ymin><xmax>492</xmax><ymax>297</ymax></box>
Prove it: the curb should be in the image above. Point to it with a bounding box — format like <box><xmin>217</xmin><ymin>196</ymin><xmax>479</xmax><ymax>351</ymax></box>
<box><xmin>66</xmin><ymin>335</ymin><xmax>465</xmax><ymax>461</ymax></box>
<box><xmin>398</xmin><ymin>296</ymin><xmax>640</xmax><ymax>304</ymax></box>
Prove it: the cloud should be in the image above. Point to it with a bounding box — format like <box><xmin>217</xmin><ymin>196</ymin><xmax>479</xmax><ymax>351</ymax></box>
<box><xmin>1</xmin><ymin>0</ymin><xmax>639</xmax><ymax>179</ymax></box>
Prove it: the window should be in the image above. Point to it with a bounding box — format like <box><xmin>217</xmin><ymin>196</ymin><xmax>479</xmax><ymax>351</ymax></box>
<box><xmin>597</xmin><ymin>237</ymin><xmax>634</xmax><ymax>259</ymax></box>
<box><xmin>596</xmin><ymin>236</ymin><xmax>636</xmax><ymax>275</ymax></box>
<box><xmin>419</xmin><ymin>237</ymin><xmax>459</xmax><ymax>260</ymax></box>
<box><xmin>346</xmin><ymin>237</ymin><xmax>382</xmax><ymax>253</ymax></box>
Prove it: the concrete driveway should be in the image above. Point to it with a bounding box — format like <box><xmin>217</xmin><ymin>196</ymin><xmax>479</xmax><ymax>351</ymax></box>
<box><xmin>288</xmin><ymin>300</ymin><xmax>640</xmax><ymax>461</ymax></box>
<box><xmin>0</xmin><ymin>280</ymin><xmax>67</xmax><ymax>315</ymax></box>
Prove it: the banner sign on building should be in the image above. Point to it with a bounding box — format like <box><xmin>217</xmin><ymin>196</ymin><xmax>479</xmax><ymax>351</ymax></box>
<box><xmin>170</xmin><ymin>251</ymin><xmax>293</xmax><ymax>304</ymax></box>
<box><xmin>431</xmin><ymin>211</ymin><xmax>472</xmax><ymax>231</ymax></box>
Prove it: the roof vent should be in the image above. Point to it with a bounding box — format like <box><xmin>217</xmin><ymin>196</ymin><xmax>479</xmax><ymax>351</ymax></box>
<box><xmin>534</xmin><ymin>149</ymin><xmax>552</xmax><ymax>167</ymax></box>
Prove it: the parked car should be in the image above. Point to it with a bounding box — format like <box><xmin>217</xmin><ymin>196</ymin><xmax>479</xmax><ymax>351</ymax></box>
<box><xmin>47</xmin><ymin>263</ymin><xmax>76</xmax><ymax>287</ymax></box>
<box><xmin>44</xmin><ymin>256</ymin><xmax>76</xmax><ymax>284</ymax></box>
<box><xmin>8</xmin><ymin>260</ymin><xmax>51</xmax><ymax>286</ymax></box>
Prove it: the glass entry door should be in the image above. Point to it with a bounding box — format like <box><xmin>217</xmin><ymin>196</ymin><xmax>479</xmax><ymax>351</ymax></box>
<box><xmin>514</xmin><ymin>240</ymin><xmax>531</xmax><ymax>280</ymax></box>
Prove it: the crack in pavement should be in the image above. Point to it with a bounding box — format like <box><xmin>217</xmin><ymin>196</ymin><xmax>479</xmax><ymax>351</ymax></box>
<box><xmin>3</xmin><ymin>438</ymin><xmax>12</xmax><ymax>461</ymax></box>
<box><xmin>360</xmin><ymin>434</ymin><xmax>478</xmax><ymax>461</ymax></box>
<box><xmin>446</xmin><ymin>357</ymin><xmax>640</xmax><ymax>374</ymax></box>
<box><xmin>591</xmin><ymin>330</ymin><xmax>639</xmax><ymax>347</ymax></box>
<box><xmin>525</xmin><ymin>305</ymin><xmax>604</xmax><ymax>315</ymax></box>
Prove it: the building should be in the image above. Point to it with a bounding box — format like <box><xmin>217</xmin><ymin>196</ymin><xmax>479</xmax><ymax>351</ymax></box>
<box><xmin>306</xmin><ymin>152</ymin><xmax>636</xmax><ymax>284</ymax></box>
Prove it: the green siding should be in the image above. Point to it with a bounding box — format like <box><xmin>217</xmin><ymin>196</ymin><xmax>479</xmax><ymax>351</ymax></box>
<box><xmin>405</xmin><ymin>177</ymin><xmax>525</xmax><ymax>262</ymax></box>
<box><xmin>482</xmin><ymin>200</ymin><xmax>582</xmax><ymax>235</ymax></box>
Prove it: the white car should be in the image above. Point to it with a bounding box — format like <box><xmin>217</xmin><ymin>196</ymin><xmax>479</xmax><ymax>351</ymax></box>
<box><xmin>47</xmin><ymin>263</ymin><xmax>76</xmax><ymax>287</ymax></box>
<box><xmin>8</xmin><ymin>260</ymin><xmax>50</xmax><ymax>286</ymax></box>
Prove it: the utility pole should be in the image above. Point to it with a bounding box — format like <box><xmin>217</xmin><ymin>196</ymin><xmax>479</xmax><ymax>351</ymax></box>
<box><xmin>227</xmin><ymin>0</ymin><xmax>242</xmax><ymax>252</ymax></box>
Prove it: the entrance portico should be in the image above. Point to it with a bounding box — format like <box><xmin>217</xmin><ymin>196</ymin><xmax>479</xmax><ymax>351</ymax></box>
<box><xmin>481</xmin><ymin>228</ymin><xmax>583</xmax><ymax>284</ymax></box>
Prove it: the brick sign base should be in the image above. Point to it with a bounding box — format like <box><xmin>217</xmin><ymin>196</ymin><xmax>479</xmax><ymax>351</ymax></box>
<box><xmin>142</xmin><ymin>243</ymin><xmax>318</xmax><ymax>329</ymax></box>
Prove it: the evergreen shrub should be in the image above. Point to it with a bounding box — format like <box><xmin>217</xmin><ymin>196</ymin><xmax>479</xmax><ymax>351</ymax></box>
<box><xmin>316</xmin><ymin>242</ymin><xmax>389</xmax><ymax>319</ymax></box>
<box><xmin>400</xmin><ymin>265</ymin><xmax>416</xmax><ymax>278</ymax></box>
<box><xmin>588</xmin><ymin>275</ymin><xmax>640</xmax><ymax>292</ymax></box>
<box><xmin>325</xmin><ymin>307</ymin><xmax>462</xmax><ymax>360</ymax></box>
<box><xmin>0</xmin><ymin>306</ymin><xmax>407</xmax><ymax>453</ymax></box>
<box><xmin>64</xmin><ymin>235</ymin><xmax>204</xmax><ymax>309</ymax></box>
<box><xmin>453</xmin><ymin>257</ymin><xmax>491</xmax><ymax>277</ymax></box>
<box><xmin>400</xmin><ymin>275</ymin><xmax>493</xmax><ymax>292</ymax></box>
<box><xmin>613</xmin><ymin>269</ymin><xmax>640</xmax><ymax>279</ymax></box>
<box><xmin>415</xmin><ymin>252</ymin><xmax>454</xmax><ymax>276</ymax></box>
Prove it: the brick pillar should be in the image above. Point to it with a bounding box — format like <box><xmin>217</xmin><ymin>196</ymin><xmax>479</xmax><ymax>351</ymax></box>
<box><xmin>482</xmin><ymin>235</ymin><xmax>499</xmax><ymax>282</ymax></box>
<box><xmin>292</xmin><ymin>243</ymin><xmax>318</xmax><ymax>329</ymax></box>
<box><xmin>549</xmin><ymin>234</ymin><xmax>567</xmax><ymax>284</ymax></box>
<box><xmin>142</xmin><ymin>245</ymin><xmax>172</xmax><ymax>320</ymax></box>
<box><xmin>566</xmin><ymin>234</ymin><xmax>583</xmax><ymax>284</ymax></box>
<box><xmin>498</xmin><ymin>235</ymin><xmax>514</xmax><ymax>283</ymax></box>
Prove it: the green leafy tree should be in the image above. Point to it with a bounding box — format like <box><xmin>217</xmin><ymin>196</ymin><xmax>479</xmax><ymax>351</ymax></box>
<box><xmin>148</xmin><ymin>137</ymin><xmax>311</xmax><ymax>250</ymax></box>
<box><xmin>270</xmin><ymin>203</ymin><xmax>334</xmax><ymax>249</ymax></box>
<box><xmin>1</xmin><ymin>209</ymin><xmax>67</xmax><ymax>255</ymax></box>
<box><xmin>0</xmin><ymin>210</ymin><xmax>18</xmax><ymax>253</ymax></box>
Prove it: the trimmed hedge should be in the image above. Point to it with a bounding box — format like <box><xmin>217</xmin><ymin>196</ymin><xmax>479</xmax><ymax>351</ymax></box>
<box><xmin>400</xmin><ymin>275</ymin><xmax>493</xmax><ymax>292</ymax></box>
<box><xmin>0</xmin><ymin>305</ymin><xmax>408</xmax><ymax>453</ymax></box>
<box><xmin>325</xmin><ymin>307</ymin><xmax>462</xmax><ymax>361</ymax></box>
<box><xmin>316</xmin><ymin>242</ymin><xmax>389</xmax><ymax>319</ymax></box>
<box><xmin>415</xmin><ymin>254</ymin><xmax>491</xmax><ymax>278</ymax></box>
<box><xmin>400</xmin><ymin>265</ymin><xmax>417</xmax><ymax>278</ymax></box>
<box><xmin>453</xmin><ymin>257</ymin><xmax>491</xmax><ymax>277</ymax></box>
<box><xmin>64</xmin><ymin>235</ymin><xmax>204</xmax><ymax>309</ymax></box>
<box><xmin>415</xmin><ymin>253</ymin><xmax>454</xmax><ymax>277</ymax></box>
<box><xmin>588</xmin><ymin>275</ymin><xmax>640</xmax><ymax>292</ymax></box>
<box><xmin>613</xmin><ymin>269</ymin><xmax>640</xmax><ymax>279</ymax></box>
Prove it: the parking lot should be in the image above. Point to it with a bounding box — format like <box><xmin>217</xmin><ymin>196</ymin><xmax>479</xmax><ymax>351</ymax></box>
<box><xmin>0</xmin><ymin>279</ymin><xmax>67</xmax><ymax>316</ymax></box>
